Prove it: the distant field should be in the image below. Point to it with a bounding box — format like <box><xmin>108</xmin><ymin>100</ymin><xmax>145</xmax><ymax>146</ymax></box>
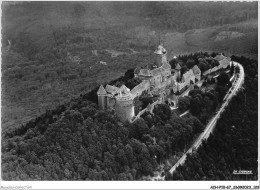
<box><xmin>1</xmin><ymin>2</ymin><xmax>258</xmax><ymax>133</ymax></box>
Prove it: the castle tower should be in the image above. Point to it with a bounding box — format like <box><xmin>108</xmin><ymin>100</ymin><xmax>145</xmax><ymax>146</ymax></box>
<box><xmin>154</xmin><ymin>45</ymin><xmax>167</xmax><ymax>67</ymax></box>
<box><xmin>97</xmin><ymin>85</ymin><xmax>107</xmax><ymax>110</ymax></box>
<box><xmin>115</xmin><ymin>92</ymin><xmax>135</xmax><ymax>122</ymax></box>
<box><xmin>175</xmin><ymin>63</ymin><xmax>181</xmax><ymax>81</ymax></box>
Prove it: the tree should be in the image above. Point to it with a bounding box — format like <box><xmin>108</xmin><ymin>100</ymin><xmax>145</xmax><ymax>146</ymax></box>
<box><xmin>124</xmin><ymin>68</ymin><xmax>135</xmax><ymax>80</ymax></box>
<box><xmin>188</xmin><ymin>89</ymin><xmax>202</xmax><ymax>98</ymax></box>
<box><xmin>181</xmin><ymin>65</ymin><xmax>189</xmax><ymax>75</ymax></box>
<box><xmin>153</xmin><ymin>104</ymin><xmax>171</xmax><ymax>122</ymax></box>
<box><xmin>193</xmin><ymin>84</ymin><xmax>199</xmax><ymax>90</ymax></box>
<box><xmin>116</xmin><ymin>149</ymin><xmax>128</xmax><ymax>166</ymax></box>
<box><xmin>190</xmin><ymin>97</ymin><xmax>201</xmax><ymax>116</ymax></box>
<box><xmin>217</xmin><ymin>71</ymin><xmax>229</xmax><ymax>86</ymax></box>
<box><xmin>129</xmin><ymin>118</ymin><xmax>149</xmax><ymax>140</ymax></box>
<box><xmin>178</xmin><ymin>97</ymin><xmax>190</xmax><ymax>112</ymax></box>
<box><xmin>215</xmin><ymin>85</ymin><xmax>228</xmax><ymax>102</ymax></box>
<box><xmin>235</xmin><ymin>66</ymin><xmax>240</xmax><ymax>74</ymax></box>
<box><xmin>186</xmin><ymin>59</ymin><xmax>195</xmax><ymax>69</ymax></box>
<box><xmin>192</xmin><ymin>117</ymin><xmax>204</xmax><ymax>134</ymax></box>
<box><xmin>230</xmin><ymin>61</ymin><xmax>235</xmax><ymax>75</ymax></box>
<box><xmin>169</xmin><ymin>58</ymin><xmax>178</xmax><ymax>69</ymax></box>
<box><xmin>198</xmin><ymin>61</ymin><xmax>209</xmax><ymax>73</ymax></box>
<box><xmin>126</xmin><ymin>77</ymin><xmax>142</xmax><ymax>90</ymax></box>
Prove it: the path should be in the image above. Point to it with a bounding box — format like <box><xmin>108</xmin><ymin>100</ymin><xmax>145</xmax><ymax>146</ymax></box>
<box><xmin>169</xmin><ymin>62</ymin><xmax>244</xmax><ymax>174</ymax></box>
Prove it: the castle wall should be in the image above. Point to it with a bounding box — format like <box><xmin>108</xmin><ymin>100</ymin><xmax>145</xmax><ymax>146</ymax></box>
<box><xmin>135</xmin><ymin>75</ymin><xmax>151</xmax><ymax>81</ymax></box>
<box><xmin>150</xmin><ymin>75</ymin><xmax>162</xmax><ymax>87</ymax></box>
<box><xmin>164</xmin><ymin>69</ymin><xmax>171</xmax><ymax>78</ymax></box>
<box><xmin>165</xmin><ymin>77</ymin><xmax>173</xmax><ymax>89</ymax></box>
<box><xmin>134</xmin><ymin>107</ymin><xmax>148</xmax><ymax>121</ymax></box>
<box><xmin>171</xmin><ymin>72</ymin><xmax>178</xmax><ymax>81</ymax></box>
<box><xmin>162</xmin><ymin>55</ymin><xmax>167</xmax><ymax>65</ymax></box>
<box><xmin>172</xmin><ymin>81</ymin><xmax>178</xmax><ymax>93</ymax></box>
<box><xmin>156</xmin><ymin>55</ymin><xmax>162</xmax><ymax>67</ymax></box>
<box><xmin>106</xmin><ymin>96</ymin><xmax>116</xmax><ymax>110</ymax></box>
<box><xmin>131</xmin><ymin>80</ymin><xmax>150</xmax><ymax>98</ymax></box>
<box><xmin>98</xmin><ymin>95</ymin><xmax>107</xmax><ymax>110</ymax></box>
<box><xmin>132</xmin><ymin>99</ymin><xmax>160</xmax><ymax>123</ymax></box>
<box><xmin>178</xmin><ymin>82</ymin><xmax>187</xmax><ymax>92</ymax></box>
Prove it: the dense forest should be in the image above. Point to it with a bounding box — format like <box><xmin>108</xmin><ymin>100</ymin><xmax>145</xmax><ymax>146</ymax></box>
<box><xmin>165</xmin><ymin>56</ymin><xmax>258</xmax><ymax>180</ymax></box>
<box><xmin>3</xmin><ymin>52</ymin><xmax>256</xmax><ymax>181</ymax></box>
<box><xmin>2</xmin><ymin>89</ymin><xmax>205</xmax><ymax>180</ymax></box>
<box><xmin>142</xmin><ymin>1</ymin><xmax>257</xmax><ymax>31</ymax></box>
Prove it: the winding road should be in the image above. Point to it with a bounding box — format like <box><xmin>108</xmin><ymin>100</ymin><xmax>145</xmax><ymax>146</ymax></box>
<box><xmin>169</xmin><ymin>62</ymin><xmax>244</xmax><ymax>174</ymax></box>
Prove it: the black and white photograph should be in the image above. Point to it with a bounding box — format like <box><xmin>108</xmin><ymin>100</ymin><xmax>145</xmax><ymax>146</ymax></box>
<box><xmin>1</xmin><ymin>1</ymin><xmax>258</xmax><ymax>189</ymax></box>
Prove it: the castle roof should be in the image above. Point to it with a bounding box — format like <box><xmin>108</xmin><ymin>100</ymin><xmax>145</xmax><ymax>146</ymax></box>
<box><xmin>154</xmin><ymin>45</ymin><xmax>167</xmax><ymax>55</ymax></box>
<box><xmin>105</xmin><ymin>84</ymin><xmax>120</xmax><ymax>95</ymax></box>
<box><xmin>219</xmin><ymin>58</ymin><xmax>230</xmax><ymax>67</ymax></box>
<box><xmin>137</xmin><ymin>61</ymin><xmax>171</xmax><ymax>77</ymax></box>
<box><xmin>183</xmin><ymin>69</ymin><xmax>195</xmax><ymax>82</ymax></box>
<box><xmin>214</xmin><ymin>54</ymin><xmax>226</xmax><ymax>61</ymax></box>
<box><xmin>203</xmin><ymin>66</ymin><xmax>219</xmax><ymax>76</ymax></box>
<box><xmin>211</xmin><ymin>66</ymin><xmax>219</xmax><ymax>73</ymax></box>
<box><xmin>175</xmin><ymin>63</ymin><xmax>181</xmax><ymax>70</ymax></box>
<box><xmin>138</xmin><ymin>69</ymin><xmax>151</xmax><ymax>76</ymax></box>
<box><xmin>192</xmin><ymin>65</ymin><xmax>201</xmax><ymax>75</ymax></box>
<box><xmin>97</xmin><ymin>85</ymin><xmax>107</xmax><ymax>95</ymax></box>
<box><xmin>115</xmin><ymin>93</ymin><xmax>133</xmax><ymax>101</ymax></box>
<box><xmin>134</xmin><ymin>67</ymin><xmax>141</xmax><ymax>74</ymax></box>
<box><xmin>150</xmin><ymin>67</ymin><xmax>165</xmax><ymax>76</ymax></box>
<box><xmin>120</xmin><ymin>84</ymin><xmax>130</xmax><ymax>93</ymax></box>
<box><xmin>203</xmin><ymin>70</ymin><xmax>211</xmax><ymax>76</ymax></box>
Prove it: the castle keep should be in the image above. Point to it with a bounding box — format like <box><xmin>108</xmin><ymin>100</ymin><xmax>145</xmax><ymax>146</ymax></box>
<box><xmin>97</xmin><ymin>45</ymin><xmax>204</xmax><ymax>122</ymax></box>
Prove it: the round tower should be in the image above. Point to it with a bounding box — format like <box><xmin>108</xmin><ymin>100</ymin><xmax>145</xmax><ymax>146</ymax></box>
<box><xmin>97</xmin><ymin>85</ymin><xmax>107</xmax><ymax>110</ymax></box>
<box><xmin>154</xmin><ymin>45</ymin><xmax>167</xmax><ymax>67</ymax></box>
<box><xmin>175</xmin><ymin>63</ymin><xmax>181</xmax><ymax>82</ymax></box>
<box><xmin>115</xmin><ymin>93</ymin><xmax>134</xmax><ymax>122</ymax></box>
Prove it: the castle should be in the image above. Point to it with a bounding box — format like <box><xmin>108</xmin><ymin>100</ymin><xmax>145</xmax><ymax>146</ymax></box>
<box><xmin>202</xmin><ymin>54</ymin><xmax>231</xmax><ymax>76</ymax></box>
<box><xmin>97</xmin><ymin>45</ymin><xmax>204</xmax><ymax>122</ymax></box>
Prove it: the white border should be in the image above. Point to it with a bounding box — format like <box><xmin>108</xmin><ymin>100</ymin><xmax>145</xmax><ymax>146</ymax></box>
<box><xmin>1</xmin><ymin>181</ymin><xmax>260</xmax><ymax>190</ymax></box>
<box><xmin>1</xmin><ymin>0</ymin><xmax>259</xmax><ymax>190</ymax></box>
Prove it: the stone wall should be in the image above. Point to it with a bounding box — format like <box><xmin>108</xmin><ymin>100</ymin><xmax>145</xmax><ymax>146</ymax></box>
<box><xmin>131</xmin><ymin>80</ymin><xmax>150</xmax><ymax>98</ymax></box>
<box><xmin>131</xmin><ymin>99</ymin><xmax>160</xmax><ymax>123</ymax></box>
<box><xmin>106</xmin><ymin>96</ymin><xmax>116</xmax><ymax>110</ymax></box>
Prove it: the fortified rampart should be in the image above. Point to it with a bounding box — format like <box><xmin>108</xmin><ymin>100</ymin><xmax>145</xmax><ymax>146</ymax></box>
<box><xmin>115</xmin><ymin>95</ymin><xmax>135</xmax><ymax>122</ymax></box>
<box><xmin>132</xmin><ymin>99</ymin><xmax>160</xmax><ymax>123</ymax></box>
<box><xmin>131</xmin><ymin>80</ymin><xmax>150</xmax><ymax>98</ymax></box>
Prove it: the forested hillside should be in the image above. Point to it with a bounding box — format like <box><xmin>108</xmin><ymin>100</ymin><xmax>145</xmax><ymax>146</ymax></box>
<box><xmin>1</xmin><ymin>1</ymin><xmax>258</xmax><ymax>142</ymax></box>
<box><xmin>142</xmin><ymin>1</ymin><xmax>257</xmax><ymax>31</ymax></box>
<box><xmin>2</xmin><ymin>84</ymin><xmax>206</xmax><ymax>180</ymax></box>
<box><xmin>2</xmin><ymin>63</ymin><xmax>206</xmax><ymax>180</ymax></box>
<box><xmin>2</xmin><ymin>50</ymin><xmax>256</xmax><ymax>181</ymax></box>
<box><xmin>166</xmin><ymin>56</ymin><xmax>258</xmax><ymax>180</ymax></box>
